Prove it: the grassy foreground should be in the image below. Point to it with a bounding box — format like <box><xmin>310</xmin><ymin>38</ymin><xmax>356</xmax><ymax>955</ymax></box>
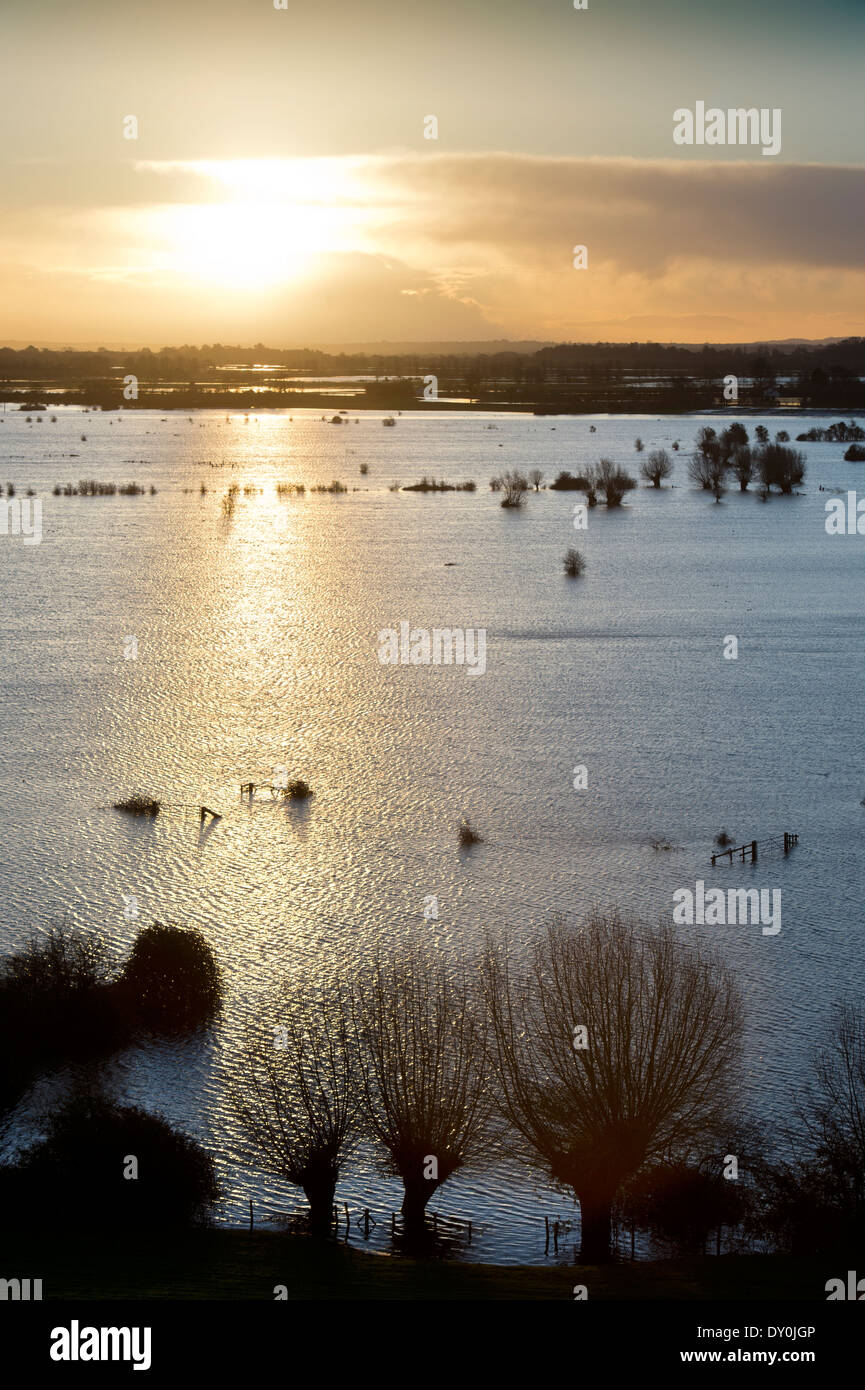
<box><xmin>2</xmin><ymin>1230</ymin><xmax>826</xmax><ymax>1300</ymax></box>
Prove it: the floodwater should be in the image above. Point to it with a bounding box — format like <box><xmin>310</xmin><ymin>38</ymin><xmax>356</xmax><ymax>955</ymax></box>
<box><xmin>1</xmin><ymin>405</ymin><xmax>864</xmax><ymax>1263</ymax></box>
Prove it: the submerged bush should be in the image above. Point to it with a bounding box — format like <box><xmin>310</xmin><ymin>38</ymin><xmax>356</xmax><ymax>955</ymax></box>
<box><xmin>588</xmin><ymin>459</ymin><xmax>637</xmax><ymax>507</ymax></box>
<box><xmin>118</xmin><ymin>923</ymin><xmax>223</xmax><ymax>1034</ymax></box>
<box><xmin>844</xmin><ymin>444</ymin><xmax>865</xmax><ymax>462</ymax></box>
<box><xmin>563</xmin><ymin>547</ymin><xmax>585</xmax><ymax>578</ymax></box>
<box><xmin>458</xmin><ymin>817</ymin><xmax>483</xmax><ymax>847</ymax></box>
<box><xmin>402</xmin><ymin>477</ymin><xmax>475</xmax><ymax>493</ymax></box>
<box><xmin>499</xmin><ymin>471</ymin><xmax>529</xmax><ymax>507</ymax></box>
<box><xmin>549</xmin><ymin>471</ymin><xmax>590</xmax><ymax>491</ymax></box>
<box><xmin>113</xmin><ymin>793</ymin><xmax>161</xmax><ymax>816</ymax></box>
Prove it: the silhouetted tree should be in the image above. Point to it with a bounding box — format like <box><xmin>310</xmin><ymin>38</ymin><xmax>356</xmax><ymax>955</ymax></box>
<box><xmin>118</xmin><ymin>922</ymin><xmax>223</xmax><ymax>1034</ymax></box>
<box><xmin>484</xmin><ymin>913</ymin><xmax>742</xmax><ymax>1262</ymax></box>
<box><xmin>350</xmin><ymin>947</ymin><xmax>491</xmax><ymax>1240</ymax></box>
<box><xmin>0</xmin><ymin>924</ymin><xmax>122</xmax><ymax>1111</ymax></box>
<box><xmin>229</xmin><ymin>987</ymin><xmax>359</xmax><ymax>1235</ymax></box>
<box><xmin>754</xmin><ymin>1002</ymin><xmax>865</xmax><ymax>1256</ymax></box>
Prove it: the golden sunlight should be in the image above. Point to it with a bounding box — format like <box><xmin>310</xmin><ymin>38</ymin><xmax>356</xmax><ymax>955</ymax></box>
<box><xmin>143</xmin><ymin>158</ymin><xmax>374</xmax><ymax>290</ymax></box>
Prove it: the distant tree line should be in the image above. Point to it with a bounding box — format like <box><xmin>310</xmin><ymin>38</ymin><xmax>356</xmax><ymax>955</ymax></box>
<box><xmin>2</xmin><ymin>338</ymin><xmax>865</xmax><ymax>412</ymax></box>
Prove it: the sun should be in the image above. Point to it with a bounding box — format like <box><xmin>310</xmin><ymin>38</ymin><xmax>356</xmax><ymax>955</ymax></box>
<box><xmin>147</xmin><ymin>159</ymin><xmax>370</xmax><ymax>290</ymax></box>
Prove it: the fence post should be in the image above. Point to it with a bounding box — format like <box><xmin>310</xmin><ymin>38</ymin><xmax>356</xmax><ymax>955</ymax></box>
<box><xmin>752</xmin><ymin>839</ymin><xmax>758</xmax><ymax>862</ymax></box>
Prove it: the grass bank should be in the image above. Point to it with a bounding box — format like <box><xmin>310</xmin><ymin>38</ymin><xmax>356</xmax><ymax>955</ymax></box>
<box><xmin>2</xmin><ymin>1230</ymin><xmax>826</xmax><ymax>1301</ymax></box>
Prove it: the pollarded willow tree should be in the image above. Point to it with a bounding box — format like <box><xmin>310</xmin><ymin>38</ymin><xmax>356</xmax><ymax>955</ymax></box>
<box><xmin>640</xmin><ymin>449</ymin><xmax>673</xmax><ymax>488</ymax></box>
<box><xmin>484</xmin><ymin>912</ymin><xmax>743</xmax><ymax>1263</ymax></box>
<box><xmin>228</xmin><ymin>986</ymin><xmax>359</xmax><ymax>1236</ymax></box>
<box><xmin>350</xmin><ymin>946</ymin><xmax>493</xmax><ymax>1238</ymax></box>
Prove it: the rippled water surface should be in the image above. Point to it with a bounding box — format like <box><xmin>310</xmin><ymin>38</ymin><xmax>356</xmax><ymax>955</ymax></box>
<box><xmin>2</xmin><ymin>406</ymin><xmax>864</xmax><ymax>1263</ymax></box>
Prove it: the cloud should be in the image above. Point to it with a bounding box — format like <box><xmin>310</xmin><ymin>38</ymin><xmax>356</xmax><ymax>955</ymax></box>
<box><xmin>1</xmin><ymin>153</ymin><xmax>864</xmax><ymax>342</ymax></box>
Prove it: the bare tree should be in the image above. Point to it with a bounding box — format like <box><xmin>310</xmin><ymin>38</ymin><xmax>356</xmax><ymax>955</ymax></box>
<box><xmin>688</xmin><ymin>433</ymin><xmax>728</xmax><ymax>498</ymax></box>
<box><xmin>350</xmin><ymin>947</ymin><xmax>492</xmax><ymax>1238</ymax></box>
<box><xmin>799</xmin><ymin>1000</ymin><xmax>865</xmax><ymax>1176</ymax></box>
<box><xmin>587</xmin><ymin>458</ymin><xmax>636</xmax><ymax>507</ymax></box>
<box><xmin>757</xmin><ymin>444</ymin><xmax>806</xmax><ymax>494</ymax></box>
<box><xmin>499</xmin><ymin>470</ymin><xmax>529</xmax><ymax>508</ymax></box>
<box><xmin>528</xmin><ymin>468</ymin><xmax>544</xmax><ymax>491</ymax></box>
<box><xmin>484</xmin><ymin>912</ymin><xmax>743</xmax><ymax>1262</ymax></box>
<box><xmin>228</xmin><ymin>986</ymin><xmax>359</xmax><ymax>1235</ymax></box>
<box><xmin>640</xmin><ymin>449</ymin><xmax>673</xmax><ymax>488</ymax></box>
<box><xmin>755</xmin><ymin>1002</ymin><xmax>865</xmax><ymax>1255</ymax></box>
<box><xmin>730</xmin><ymin>446</ymin><xmax>755</xmax><ymax>491</ymax></box>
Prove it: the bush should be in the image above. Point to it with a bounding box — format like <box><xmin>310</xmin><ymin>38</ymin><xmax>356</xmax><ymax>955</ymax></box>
<box><xmin>113</xmin><ymin>794</ymin><xmax>161</xmax><ymax>816</ymax></box>
<box><xmin>844</xmin><ymin>445</ymin><xmax>865</xmax><ymax>461</ymax></box>
<box><xmin>286</xmin><ymin>778</ymin><xmax>312</xmax><ymax>800</ymax></box>
<box><xmin>619</xmin><ymin>1159</ymin><xmax>749</xmax><ymax>1255</ymax></box>
<box><xmin>458</xmin><ymin>817</ymin><xmax>483</xmax><ymax>847</ymax></box>
<box><xmin>118</xmin><ymin>923</ymin><xmax>223</xmax><ymax>1034</ymax></box>
<box><xmin>402</xmin><ymin>477</ymin><xmax>475</xmax><ymax>493</ymax></box>
<box><xmin>549</xmin><ymin>471</ymin><xmax>590</xmax><ymax>491</ymax></box>
<box><xmin>0</xmin><ymin>1092</ymin><xmax>218</xmax><ymax>1231</ymax></box>
<box><xmin>563</xmin><ymin>547</ymin><xmax>585</xmax><ymax>578</ymax></box>
<box><xmin>499</xmin><ymin>471</ymin><xmax>529</xmax><ymax>507</ymax></box>
<box><xmin>0</xmin><ymin>925</ymin><xmax>122</xmax><ymax>1109</ymax></box>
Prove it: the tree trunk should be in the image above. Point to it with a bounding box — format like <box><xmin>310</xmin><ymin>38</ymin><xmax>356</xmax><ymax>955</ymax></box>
<box><xmin>580</xmin><ymin>1195</ymin><xmax>614</xmax><ymax>1263</ymax></box>
<box><xmin>303</xmin><ymin>1174</ymin><xmax>337</xmax><ymax>1238</ymax></box>
<box><xmin>401</xmin><ymin>1177</ymin><xmax>437</xmax><ymax>1242</ymax></box>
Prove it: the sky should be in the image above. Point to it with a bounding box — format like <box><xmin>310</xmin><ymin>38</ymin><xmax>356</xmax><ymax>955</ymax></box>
<box><xmin>2</xmin><ymin>0</ymin><xmax>864</xmax><ymax>346</ymax></box>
